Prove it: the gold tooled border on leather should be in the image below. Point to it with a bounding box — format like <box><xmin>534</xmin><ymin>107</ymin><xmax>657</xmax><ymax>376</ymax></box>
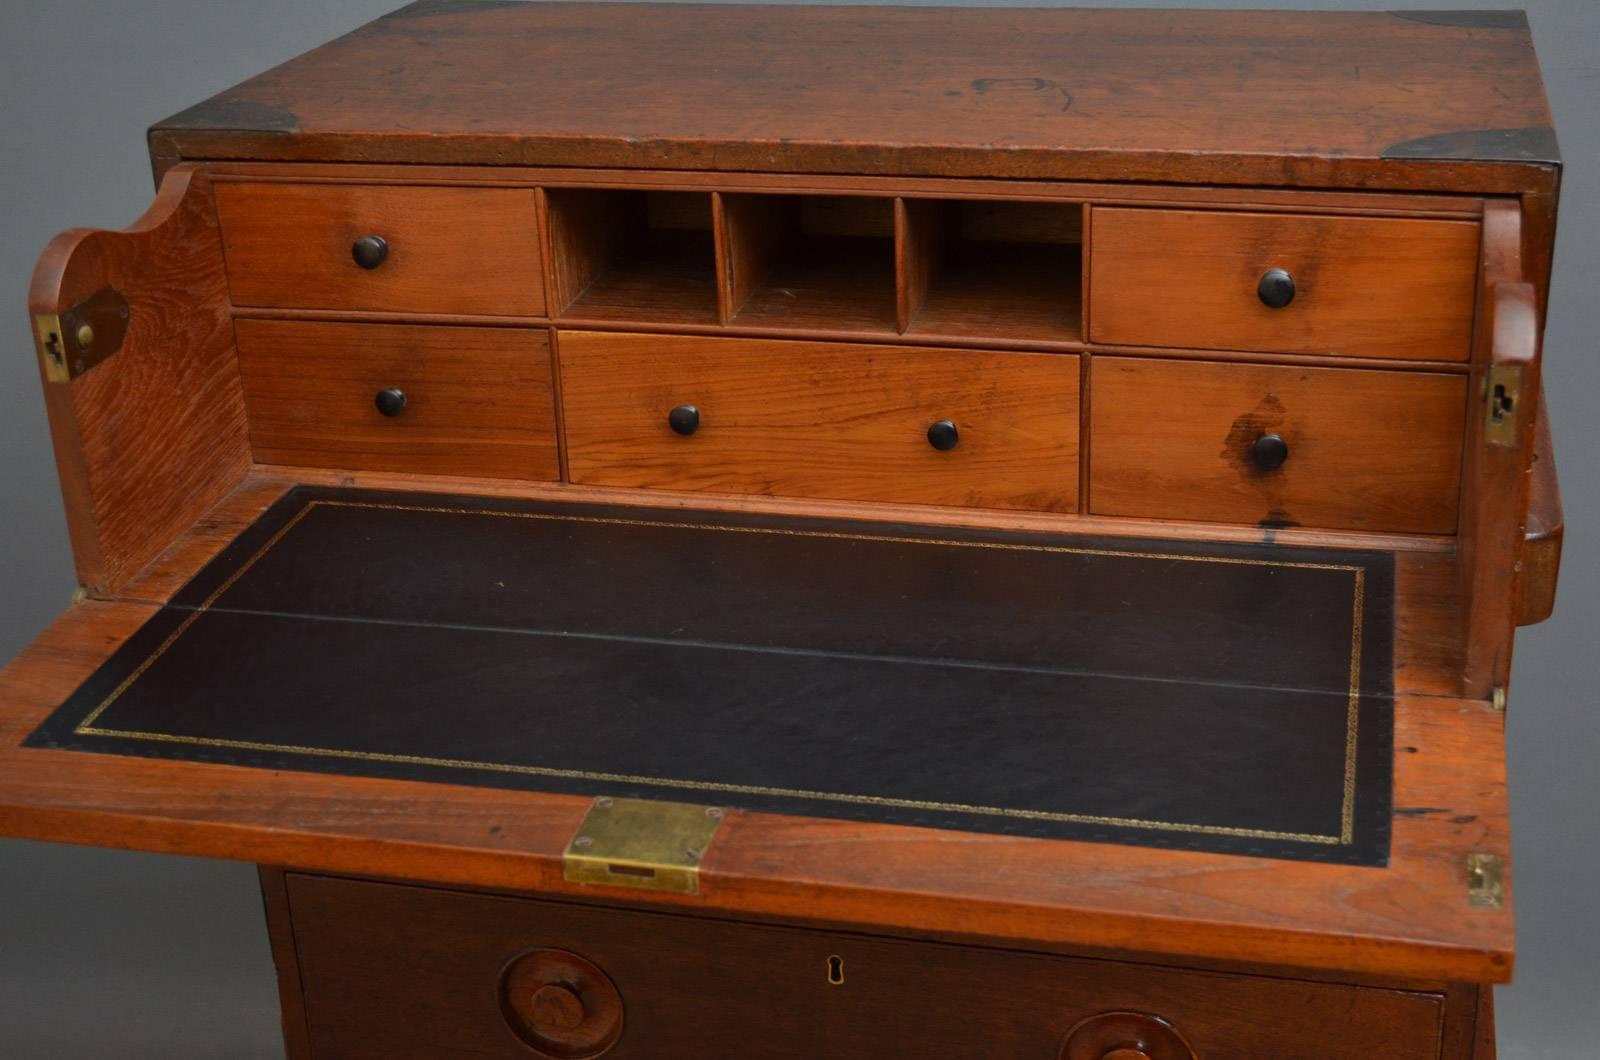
<box><xmin>75</xmin><ymin>499</ymin><xmax>1367</xmax><ymax>846</ymax></box>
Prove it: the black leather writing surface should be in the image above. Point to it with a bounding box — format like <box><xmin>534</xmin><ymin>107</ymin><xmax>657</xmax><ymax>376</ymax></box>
<box><xmin>29</xmin><ymin>487</ymin><xmax>1395</xmax><ymax>864</ymax></box>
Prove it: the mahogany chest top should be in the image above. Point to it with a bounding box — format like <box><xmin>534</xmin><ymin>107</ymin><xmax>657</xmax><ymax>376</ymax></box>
<box><xmin>150</xmin><ymin>2</ymin><xmax>1558</xmax><ymax>192</ymax></box>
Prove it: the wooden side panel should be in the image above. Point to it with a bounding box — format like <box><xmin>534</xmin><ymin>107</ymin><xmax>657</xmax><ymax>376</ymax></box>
<box><xmin>286</xmin><ymin>873</ymin><xmax>1445</xmax><ymax>1060</ymax></box>
<box><xmin>213</xmin><ymin>182</ymin><xmax>544</xmax><ymax>316</ymax></box>
<box><xmin>28</xmin><ymin>165</ymin><xmax>250</xmax><ymax>593</ymax></box>
<box><xmin>1089</xmin><ymin>208</ymin><xmax>1480</xmax><ymax>361</ymax></box>
<box><xmin>1460</xmin><ymin>201</ymin><xmax>1541</xmax><ymax>698</ymax></box>
<box><xmin>235</xmin><ymin>319</ymin><xmax>559</xmax><ymax>481</ymax></box>
<box><xmin>1090</xmin><ymin>358</ymin><xmax>1467</xmax><ymax>534</ymax></box>
<box><xmin>559</xmin><ymin>331</ymin><xmax>1080</xmax><ymax>513</ymax></box>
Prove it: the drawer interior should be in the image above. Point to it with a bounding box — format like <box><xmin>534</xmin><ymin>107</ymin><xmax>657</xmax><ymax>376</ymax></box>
<box><xmin>26</xmin><ymin>485</ymin><xmax>1395</xmax><ymax>867</ymax></box>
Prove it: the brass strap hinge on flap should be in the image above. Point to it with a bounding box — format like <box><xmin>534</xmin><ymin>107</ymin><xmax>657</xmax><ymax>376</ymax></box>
<box><xmin>563</xmin><ymin>796</ymin><xmax>727</xmax><ymax>895</ymax></box>
<box><xmin>1467</xmin><ymin>853</ymin><xmax>1506</xmax><ymax>909</ymax></box>
<box><xmin>34</xmin><ymin>287</ymin><xmax>130</xmax><ymax>383</ymax></box>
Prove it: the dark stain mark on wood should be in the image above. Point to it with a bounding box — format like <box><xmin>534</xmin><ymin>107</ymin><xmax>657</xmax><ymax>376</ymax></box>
<box><xmin>1451</xmin><ymin>815</ymin><xmax>1479</xmax><ymax>824</ymax></box>
<box><xmin>1394</xmin><ymin>806</ymin><xmax>1452</xmax><ymax>817</ymax></box>
<box><xmin>1389</xmin><ymin>11</ymin><xmax>1529</xmax><ymax>31</ymax></box>
<box><xmin>156</xmin><ymin>97</ymin><xmax>300</xmax><ymax>134</ymax></box>
<box><xmin>385</xmin><ymin>0</ymin><xmax>525</xmax><ymax>18</ymax></box>
<box><xmin>972</xmin><ymin>78</ymin><xmax>1073</xmax><ymax>112</ymax></box>
<box><xmin>1223</xmin><ymin>394</ymin><xmax>1287</xmax><ymax>477</ymax></box>
<box><xmin>1260</xmin><ymin>511</ymin><xmax>1300</xmax><ymax>530</ymax></box>
<box><xmin>1383</xmin><ymin>125</ymin><xmax>1559</xmax><ymax>163</ymax></box>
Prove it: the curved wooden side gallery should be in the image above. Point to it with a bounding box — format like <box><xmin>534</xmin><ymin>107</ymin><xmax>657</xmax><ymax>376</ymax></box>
<box><xmin>0</xmin><ymin>3</ymin><xmax>1566</xmax><ymax>1058</ymax></box>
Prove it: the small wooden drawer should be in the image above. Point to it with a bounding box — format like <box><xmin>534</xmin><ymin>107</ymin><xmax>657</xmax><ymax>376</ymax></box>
<box><xmin>1090</xmin><ymin>357</ymin><xmax>1467</xmax><ymax>533</ymax></box>
<box><xmin>235</xmin><ymin>319</ymin><xmax>559</xmax><ymax>480</ymax></box>
<box><xmin>1088</xmin><ymin>207</ymin><xmax>1479</xmax><ymax>361</ymax></box>
<box><xmin>286</xmin><ymin>874</ymin><xmax>1446</xmax><ymax>1059</ymax></box>
<box><xmin>558</xmin><ymin>330</ymin><xmax>1080</xmax><ymax>512</ymax></box>
<box><xmin>213</xmin><ymin>182</ymin><xmax>544</xmax><ymax>315</ymax></box>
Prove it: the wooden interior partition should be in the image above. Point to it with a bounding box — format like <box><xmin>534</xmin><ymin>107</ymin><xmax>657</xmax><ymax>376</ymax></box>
<box><xmin>28</xmin><ymin>165</ymin><xmax>250</xmax><ymax>594</ymax></box>
<box><xmin>1460</xmin><ymin>200</ymin><xmax>1543</xmax><ymax>700</ymax></box>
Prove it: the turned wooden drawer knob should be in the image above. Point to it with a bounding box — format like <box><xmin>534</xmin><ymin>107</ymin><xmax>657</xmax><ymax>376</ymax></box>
<box><xmin>927</xmin><ymin>419</ymin><xmax>960</xmax><ymax>451</ymax></box>
<box><xmin>500</xmin><ymin>949</ymin><xmax>624</xmax><ymax>1059</ymax></box>
<box><xmin>1061</xmin><ymin>1011</ymin><xmax>1195</xmax><ymax>1060</ymax></box>
<box><xmin>374</xmin><ymin>387</ymin><xmax>407</xmax><ymax>417</ymax></box>
<box><xmin>1257</xmin><ymin>267</ymin><xmax>1295</xmax><ymax>308</ymax></box>
<box><xmin>668</xmin><ymin>403</ymin><xmax>701</xmax><ymax>436</ymax></box>
<box><xmin>351</xmin><ymin>235</ymin><xmax>389</xmax><ymax>270</ymax></box>
<box><xmin>1251</xmin><ymin>432</ymin><xmax>1289</xmax><ymax>470</ymax></box>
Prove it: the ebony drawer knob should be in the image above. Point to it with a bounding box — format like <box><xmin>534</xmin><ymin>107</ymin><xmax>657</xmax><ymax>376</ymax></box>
<box><xmin>668</xmin><ymin>403</ymin><xmax>700</xmax><ymax>436</ymax></box>
<box><xmin>927</xmin><ymin>419</ymin><xmax>960</xmax><ymax>451</ymax></box>
<box><xmin>1251</xmin><ymin>432</ymin><xmax>1289</xmax><ymax>470</ymax></box>
<box><xmin>351</xmin><ymin>235</ymin><xmax>389</xmax><ymax>270</ymax></box>
<box><xmin>1257</xmin><ymin>267</ymin><xmax>1295</xmax><ymax>309</ymax></box>
<box><xmin>374</xmin><ymin>387</ymin><xmax>407</xmax><ymax>417</ymax></box>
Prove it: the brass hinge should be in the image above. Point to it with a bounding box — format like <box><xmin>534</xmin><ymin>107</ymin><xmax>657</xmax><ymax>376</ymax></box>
<box><xmin>562</xmin><ymin>796</ymin><xmax>727</xmax><ymax>895</ymax></box>
<box><xmin>1467</xmin><ymin>853</ymin><xmax>1506</xmax><ymax>909</ymax></box>
<box><xmin>33</xmin><ymin>287</ymin><xmax>130</xmax><ymax>383</ymax></box>
<box><xmin>1490</xmin><ymin>686</ymin><xmax>1507</xmax><ymax>713</ymax></box>
<box><xmin>1484</xmin><ymin>364</ymin><xmax>1524</xmax><ymax>447</ymax></box>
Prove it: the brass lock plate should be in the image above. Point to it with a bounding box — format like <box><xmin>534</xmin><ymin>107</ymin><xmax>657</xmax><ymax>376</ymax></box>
<box><xmin>34</xmin><ymin>286</ymin><xmax>130</xmax><ymax>383</ymax></box>
<box><xmin>562</xmin><ymin>796</ymin><xmax>727</xmax><ymax>895</ymax></box>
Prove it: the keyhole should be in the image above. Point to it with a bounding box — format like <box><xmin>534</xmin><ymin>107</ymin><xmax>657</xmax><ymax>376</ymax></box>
<box><xmin>827</xmin><ymin>955</ymin><xmax>845</xmax><ymax>986</ymax></box>
<box><xmin>42</xmin><ymin>331</ymin><xmax>63</xmax><ymax>368</ymax></box>
<box><xmin>1491</xmin><ymin>383</ymin><xmax>1514</xmax><ymax>423</ymax></box>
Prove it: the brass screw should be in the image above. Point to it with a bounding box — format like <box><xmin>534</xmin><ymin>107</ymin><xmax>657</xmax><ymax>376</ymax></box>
<box><xmin>705</xmin><ymin>807</ymin><xmax>724</xmax><ymax>819</ymax></box>
<box><xmin>572</xmin><ymin>836</ymin><xmax>593</xmax><ymax>848</ymax></box>
<box><xmin>75</xmin><ymin>323</ymin><xmax>95</xmax><ymax>350</ymax></box>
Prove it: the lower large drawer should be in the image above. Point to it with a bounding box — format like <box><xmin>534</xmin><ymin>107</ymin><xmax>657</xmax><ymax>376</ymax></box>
<box><xmin>558</xmin><ymin>330</ymin><xmax>1081</xmax><ymax>512</ymax></box>
<box><xmin>285</xmin><ymin>874</ymin><xmax>1445</xmax><ymax>1059</ymax></box>
<box><xmin>1089</xmin><ymin>357</ymin><xmax>1467</xmax><ymax>533</ymax></box>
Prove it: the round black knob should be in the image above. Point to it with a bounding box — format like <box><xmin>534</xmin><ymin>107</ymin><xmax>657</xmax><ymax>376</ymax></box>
<box><xmin>1257</xmin><ymin>268</ymin><xmax>1295</xmax><ymax>309</ymax></box>
<box><xmin>927</xmin><ymin>419</ymin><xmax>960</xmax><ymax>451</ymax></box>
<box><xmin>352</xmin><ymin>235</ymin><xmax>389</xmax><ymax>270</ymax></box>
<box><xmin>1252</xmin><ymin>432</ymin><xmax>1289</xmax><ymax>470</ymax></box>
<box><xmin>375</xmin><ymin>387</ymin><xmax>407</xmax><ymax>417</ymax></box>
<box><xmin>668</xmin><ymin>404</ymin><xmax>700</xmax><ymax>436</ymax></box>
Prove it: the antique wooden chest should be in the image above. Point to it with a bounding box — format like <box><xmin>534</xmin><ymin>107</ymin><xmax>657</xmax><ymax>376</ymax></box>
<box><xmin>0</xmin><ymin>4</ymin><xmax>1565</xmax><ymax>1057</ymax></box>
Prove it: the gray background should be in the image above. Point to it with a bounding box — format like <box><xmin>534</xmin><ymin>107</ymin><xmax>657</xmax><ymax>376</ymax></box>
<box><xmin>0</xmin><ymin>0</ymin><xmax>1593</xmax><ymax>1055</ymax></box>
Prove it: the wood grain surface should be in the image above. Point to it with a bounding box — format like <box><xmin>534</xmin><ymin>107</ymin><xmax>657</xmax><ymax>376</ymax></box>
<box><xmin>235</xmin><ymin>319</ymin><xmax>559</xmax><ymax>480</ymax></box>
<box><xmin>1089</xmin><ymin>358</ymin><xmax>1467</xmax><ymax>534</ymax></box>
<box><xmin>1089</xmin><ymin>208</ymin><xmax>1481</xmax><ymax>361</ymax></box>
<box><xmin>148</xmin><ymin>4</ymin><xmax>1557</xmax><ymax>194</ymax></box>
<box><xmin>214</xmin><ymin>181</ymin><xmax>544</xmax><ymax>315</ymax></box>
<box><xmin>28</xmin><ymin>165</ymin><xmax>250</xmax><ymax>594</ymax></box>
<box><xmin>559</xmin><ymin>331</ymin><xmax>1080</xmax><ymax>512</ymax></box>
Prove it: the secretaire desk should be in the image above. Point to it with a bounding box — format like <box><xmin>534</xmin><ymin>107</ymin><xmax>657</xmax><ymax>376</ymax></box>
<box><xmin>1</xmin><ymin>4</ymin><xmax>1566</xmax><ymax>1057</ymax></box>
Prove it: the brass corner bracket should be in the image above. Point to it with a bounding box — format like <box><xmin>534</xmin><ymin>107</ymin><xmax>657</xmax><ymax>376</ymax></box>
<box><xmin>34</xmin><ymin>287</ymin><xmax>130</xmax><ymax>384</ymax></box>
<box><xmin>563</xmin><ymin>796</ymin><xmax>728</xmax><ymax>895</ymax></box>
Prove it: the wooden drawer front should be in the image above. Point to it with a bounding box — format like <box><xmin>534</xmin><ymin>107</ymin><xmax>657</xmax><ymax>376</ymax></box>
<box><xmin>1089</xmin><ymin>208</ymin><xmax>1478</xmax><ymax>361</ymax></box>
<box><xmin>214</xmin><ymin>182</ymin><xmax>544</xmax><ymax>315</ymax></box>
<box><xmin>1090</xmin><ymin>358</ymin><xmax>1466</xmax><ymax>534</ymax></box>
<box><xmin>559</xmin><ymin>330</ymin><xmax>1080</xmax><ymax>512</ymax></box>
<box><xmin>287</xmin><ymin>874</ymin><xmax>1445</xmax><ymax>1059</ymax></box>
<box><xmin>236</xmin><ymin>319</ymin><xmax>559</xmax><ymax>480</ymax></box>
